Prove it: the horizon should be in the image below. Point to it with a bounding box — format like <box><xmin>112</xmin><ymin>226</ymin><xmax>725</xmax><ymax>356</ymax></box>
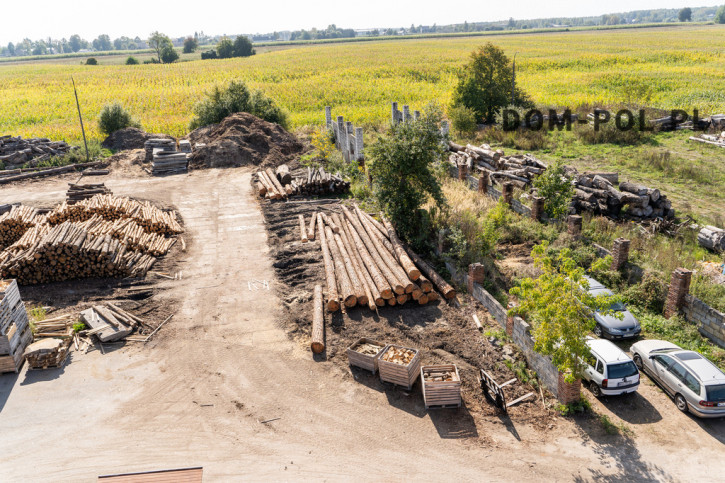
<box><xmin>1</xmin><ymin>0</ymin><xmax>722</xmax><ymax>46</ymax></box>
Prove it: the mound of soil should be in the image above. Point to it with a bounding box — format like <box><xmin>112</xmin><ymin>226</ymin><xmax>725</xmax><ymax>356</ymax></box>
<box><xmin>101</xmin><ymin>128</ymin><xmax>175</xmax><ymax>151</ymax></box>
<box><xmin>186</xmin><ymin>113</ymin><xmax>304</xmax><ymax>169</ymax></box>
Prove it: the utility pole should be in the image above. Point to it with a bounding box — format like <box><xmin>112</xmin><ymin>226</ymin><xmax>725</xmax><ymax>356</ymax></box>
<box><xmin>71</xmin><ymin>76</ymin><xmax>90</xmax><ymax>163</ymax></box>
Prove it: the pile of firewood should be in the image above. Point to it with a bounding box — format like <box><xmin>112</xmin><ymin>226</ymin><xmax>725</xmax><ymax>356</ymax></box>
<box><xmin>48</xmin><ymin>194</ymin><xmax>182</xmax><ymax>236</ymax></box>
<box><xmin>381</xmin><ymin>346</ymin><xmax>416</xmax><ymax>365</ymax></box>
<box><xmin>448</xmin><ymin>142</ymin><xmax>547</xmax><ymax>188</ymax></box>
<box><xmin>256</xmin><ymin>164</ymin><xmax>350</xmax><ymax>200</ymax></box>
<box><xmin>571</xmin><ymin>171</ymin><xmax>674</xmax><ymax>220</ymax></box>
<box><xmin>67</xmin><ymin>183</ymin><xmax>112</xmax><ymax>203</ymax></box>
<box><xmin>0</xmin><ymin>205</ymin><xmax>45</xmax><ymax>249</ymax></box>
<box><xmin>304</xmin><ymin>204</ymin><xmax>455</xmax><ymax>313</ymax></box>
<box><xmin>0</xmin><ymin>135</ymin><xmax>73</xmax><ymax>169</ymax></box>
<box><xmin>0</xmin><ymin>194</ymin><xmax>181</xmax><ymax>285</ymax></box>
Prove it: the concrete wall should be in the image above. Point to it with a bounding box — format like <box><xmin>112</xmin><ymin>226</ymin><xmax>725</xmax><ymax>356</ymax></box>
<box><xmin>443</xmin><ymin>259</ymin><xmax>562</xmax><ymax>398</ymax></box>
<box><xmin>683</xmin><ymin>294</ymin><xmax>725</xmax><ymax>349</ymax></box>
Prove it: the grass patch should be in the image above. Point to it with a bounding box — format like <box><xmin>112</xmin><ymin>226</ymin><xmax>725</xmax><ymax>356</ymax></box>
<box><xmin>555</xmin><ymin>396</ymin><xmax>591</xmax><ymax>416</ymax></box>
<box><xmin>504</xmin><ymin>359</ymin><xmax>538</xmax><ymax>387</ymax></box>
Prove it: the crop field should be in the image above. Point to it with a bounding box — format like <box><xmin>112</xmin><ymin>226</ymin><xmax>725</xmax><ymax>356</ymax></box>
<box><xmin>1</xmin><ymin>24</ymin><xmax>725</xmax><ymax>143</ymax></box>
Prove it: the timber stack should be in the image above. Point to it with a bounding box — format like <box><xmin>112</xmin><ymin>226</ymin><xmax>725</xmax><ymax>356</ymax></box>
<box><xmin>697</xmin><ymin>226</ymin><xmax>725</xmax><ymax>252</ymax></box>
<box><xmin>303</xmin><ymin>204</ymin><xmax>454</xmax><ymax>313</ymax></box>
<box><xmin>689</xmin><ymin>131</ymin><xmax>725</xmax><ymax>149</ymax></box>
<box><xmin>0</xmin><ymin>279</ymin><xmax>33</xmax><ymax>374</ymax></box>
<box><xmin>144</xmin><ymin>138</ymin><xmax>176</xmax><ymax>162</ymax></box>
<box><xmin>448</xmin><ymin>142</ymin><xmax>547</xmax><ymax>188</ymax></box>
<box><xmin>255</xmin><ymin>164</ymin><xmax>350</xmax><ymax>200</ymax></box>
<box><xmin>571</xmin><ymin>170</ymin><xmax>675</xmax><ymax>220</ymax></box>
<box><xmin>67</xmin><ymin>183</ymin><xmax>112</xmax><ymax>203</ymax></box>
<box><xmin>152</xmin><ymin>150</ymin><xmax>189</xmax><ymax>176</ymax></box>
<box><xmin>0</xmin><ymin>135</ymin><xmax>73</xmax><ymax>169</ymax></box>
<box><xmin>0</xmin><ymin>205</ymin><xmax>45</xmax><ymax>249</ymax></box>
<box><xmin>24</xmin><ymin>338</ymin><xmax>72</xmax><ymax>370</ymax></box>
<box><xmin>0</xmin><ymin>194</ymin><xmax>181</xmax><ymax>285</ymax></box>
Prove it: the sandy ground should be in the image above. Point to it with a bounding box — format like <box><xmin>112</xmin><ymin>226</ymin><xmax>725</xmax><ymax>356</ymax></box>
<box><xmin>0</xmin><ymin>167</ymin><xmax>723</xmax><ymax>482</ymax></box>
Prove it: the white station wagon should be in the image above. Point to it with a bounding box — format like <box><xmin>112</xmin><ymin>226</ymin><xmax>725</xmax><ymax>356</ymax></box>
<box><xmin>583</xmin><ymin>337</ymin><xmax>640</xmax><ymax>397</ymax></box>
<box><xmin>631</xmin><ymin>339</ymin><xmax>725</xmax><ymax>418</ymax></box>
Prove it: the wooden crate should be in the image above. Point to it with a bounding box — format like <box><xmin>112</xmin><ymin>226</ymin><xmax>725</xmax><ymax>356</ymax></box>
<box><xmin>378</xmin><ymin>345</ymin><xmax>421</xmax><ymax>390</ymax></box>
<box><xmin>347</xmin><ymin>338</ymin><xmax>387</xmax><ymax>374</ymax></box>
<box><xmin>421</xmin><ymin>364</ymin><xmax>462</xmax><ymax>409</ymax></box>
<box><xmin>0</xmin><ymin>325</ymin><xmax>31</xmax><ymax>374</ymax></box>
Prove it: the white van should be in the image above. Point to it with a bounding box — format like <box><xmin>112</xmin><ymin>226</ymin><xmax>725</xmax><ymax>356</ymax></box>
<box><xmin>583</xmin><ymin>337</ymin><xmax>640</xmax><ymax>397</ymax></box>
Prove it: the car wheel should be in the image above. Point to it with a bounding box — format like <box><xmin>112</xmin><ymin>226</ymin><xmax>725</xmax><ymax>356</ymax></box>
<box><xmin>590</xmin><ymin>383</ymin><xmax>602</xmax><ymax>397</ymax></box>
<box><xmin>633</xmin><ymin>354</ymin><xmax>643</xmax><ymax>370</ymax></box>
<box><xmin>675</xmin><ymin>394</ymin><xmax>689</xmax><ymax>413</ymax></box>
<box><xmin>593</xmin><ymin>324</ymin><xmax>603</xmax><ymax>337</ymax></box>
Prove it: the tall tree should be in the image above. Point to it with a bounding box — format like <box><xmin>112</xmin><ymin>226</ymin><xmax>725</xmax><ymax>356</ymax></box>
<box><xmin>69</xmin><ymin>34</ymin><xmax>82</xmax><ymax>52</ymax></box>
<box><xmin>92</xmin><ymin>34</ymin><xmax>112</xmax><ymax>51</ymax></box>
<box><xmin>678</xmin><ymin>7</ymin><xmax>692</xmax><ymax>22</ymax></box>
<box><xmin>148</xmin><ymin>31</ymin><xmax>173</xmax><ymax>63</ymax></box>
<box><xmin>216</xmin><ymin>37</ymin><xmax>234</xmax><ymax>59</ymax></box>
<box><xmin>7</xmin><ymin>42</ymin><xmax>14</xmax><ymax>56</ymax></box>
<box><xmin>717</xmin><ymin>5</ymin><xmax>725</xmax><ymax>24</ymax></box>
<box><xmin>183</xmin><ymin>36</ymin><xmax>198</xmax><ymax>54</ymax></box>
<box><xmin>232</xmin><ymin>35</ymin><xmax>255</xmax><ymax>57</ymax></box>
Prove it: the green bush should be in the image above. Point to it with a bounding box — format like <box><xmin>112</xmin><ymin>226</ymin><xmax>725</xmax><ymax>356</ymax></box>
<box><xmin>533</xmin><ymin>159</ymin><xmax>575</xmax><ymax>219</ymax></box>
<box><xmin>621</xmin><ymin>272</ymin><xmax>667</xmax><ymax>313</ymax></box>
<box><xmin>85</xmin><ymin>57</ymin><xmax>97</xmax><ymax>65</ymax></box>
<box><xmin>189</xmin><ymin>80</ymin><xmax>289</xmax><ymax>130</ymax></box>
<box><xmin>448</xmin><ymin>105</ymin><xmax>477</xmax><ymax>135</ymax></box>
<box><xmin>98</xmin><ymin>102</ymin><xmax>140</xmax><ymax>136</ymax></box>
<box><xmin>233</xmin><ymin>35</ymin><xmax>255</xmax><ymax>57</ymax></box>
<box><xmin>160</xmin><ymin>45</ymin><xmax>179</xmax><ymax>64</ymax></box>
<box><xmin>125</xmin><ymin>56</ymin><xmax>139</xmax><ymax>65</ymax></box>
<box><xmin>216</xmin><ymin>37</ymin><xmax>234</xmax><ymax>59</ymax></box>
<box><xmin>715</xmin><ymin>4</ymin><xmax>725</xmax><ymax>23</ymax></box>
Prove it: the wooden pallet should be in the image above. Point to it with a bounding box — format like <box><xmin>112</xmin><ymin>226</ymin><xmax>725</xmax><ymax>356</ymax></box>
<box><xmin>378</xmin><ymin>345</ymin><xmax>421</xmax><ymax>390</ymax></box>
<box><xmin>347</xmin><ymin>338</ymin><xmax>387</xmax><ymax>374</ymax></box>
<box><xmin>480</xmin><ymin>368</ymin><xmax>534</xmax><ymax>413</ymax></box>
<box><xmin>0</xmin><ymin>328</ymin><xmax>31</xmax><ymax>374</ymax></box>
<box><xmin>421</xmin><ymin>364</ymin><xmax>462</xmax><ymax>409</ymax></box>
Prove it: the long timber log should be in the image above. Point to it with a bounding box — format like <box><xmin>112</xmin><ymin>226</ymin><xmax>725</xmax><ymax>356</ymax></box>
<box><xmin>317</xmin><ymin>213</ymin><xmax>340</xmax><ymax>312</ymax></box>
<box><xmin>403</xmin><ymin>245</ymin><xmax>456</xmax><ymax>300</ymax></box>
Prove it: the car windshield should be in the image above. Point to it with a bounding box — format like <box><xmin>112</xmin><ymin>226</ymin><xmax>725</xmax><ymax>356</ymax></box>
<box><xmin>608</xmin><ymin>362</ymin><xmax>638</xmax><ymax>379</ymax></box>
<box><xmin>706</xmin><ymin>384</ymin><xmax>725</xmax><ymax>402</ymax></box>
<box><xmin>609</xmin><ymin>301</ymin><xmax>626</xmax><ymax>312</ymax></box>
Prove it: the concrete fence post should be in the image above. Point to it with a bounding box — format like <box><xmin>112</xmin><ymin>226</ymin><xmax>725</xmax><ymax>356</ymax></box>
<box><xmin>567</xmin><ymin>215</ymin><xmax>582</xmax><ymax>239</ymax></box>
<box><xmin>531</xmin><ymin>196</ymin><xmax>545</xmax><ymax>221</ymax></box>
<box><xmin>403</xmin><ymin>105</ymin><xmax>410</xmax><ymax>122</ymax></box>
<box><xmin>391</xmin><ymin>102</ymin><xmax>399</xmax><ymax>124</ymax></box>
<box><xmin>502</xmin><ymin>182</ymin><xmax>514</xmax><ymax>206</ymax></box>
<box><xmin>325</xmin><ymin>106</ymin><xmax>332</xmax><ymax>128</ymax></box>
<box><xmin>336</xmin><ymin>116</ymin><xmax>344</xmax><ymax>150</ymax></box>
<box><xmin>664</xmin><ymin>268</ymin><xmax>692</xmax><ymax>319</ymax></box>
<box><xmin>611</xmin><ymin>238</ymin><xmax>631</xmax><ymax>271</ymax></box>
<box><xmin>355</xmin><ymin>127</ymin><xmax>364</xmax><ymax>163</ymax></box>
<box><xmin>478</xmin><ymin>171</ymin><xmax>489</xmax><ymax>194</ymax></box>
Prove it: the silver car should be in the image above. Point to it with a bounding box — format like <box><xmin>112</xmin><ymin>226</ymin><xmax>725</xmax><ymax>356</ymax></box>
<box><xmin>631</xmin><ymin>339</ymin><xmax>725</xmax><ymax>418</ymax></box>
<box><xmin>583</xmin><ymin>276</ymin><xmax>641</xmax><ymax>340</ymax></box>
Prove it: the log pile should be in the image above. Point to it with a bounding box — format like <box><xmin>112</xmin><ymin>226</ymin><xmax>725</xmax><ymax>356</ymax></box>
<box><xmin>67</xmin><ymin>183</ymin><xmax>112</xmax><ymax>203</ymax></box>
<box><xmin>381</xmin><ymin>346</ymin><xmax>416</xmax><ymax>365</ymax></box>
<box><xmin>571</xmin><ymin>172</ymin><xmax>675</xmax><ymax>220</ymax></box>
<box><xmin>0</xmin><ymin>195</ymin><xmax>182</xmax><ymax>285</ymax></box>
<box><xmin>0</xmin><ymin>205</ymin><xmax>44</xmax><ymax>249</ymax></box>
<box><xmin>698</xmin><ymin>226</ymin><xmax>725</xmax><ymax>252</ymax></box>
<box><xmin>0</xmin><ymin>135</ymin><xmax>73</xmax><ymax>169</ymax></box>
<box><xmin>306</xmin><ymin>204</ymin><xmax>454</xmax><ymax>312</ymax></box>
<box><xmin>255</xmin><ymin>165</ymin><xmax>350</xmax><ymax>199</ymax></box>
<box><xmin>689</xmin><ymin>132</ymin><xmax>725</xmax><ymax>148</ymax></box>
<box><xmin>448</xmin><ymin>142</ymin><xmax>547</xmax><ymax>188</ymax></box>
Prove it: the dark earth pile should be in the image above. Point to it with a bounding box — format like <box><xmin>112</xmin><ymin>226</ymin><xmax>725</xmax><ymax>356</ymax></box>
<box><xmin>101</xmin><ymin>128</ymin><xmax>175</xmax><ymax>151</ymax></box>
<box><xmin>186</xmin><ymin>113</ymin><xmax>304</xmax><ymax>169</ymax></box>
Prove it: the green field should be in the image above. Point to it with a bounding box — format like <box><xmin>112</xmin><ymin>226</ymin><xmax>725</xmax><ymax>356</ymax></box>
<box><xmin>1</xmin><ymin>24</ymin><xmax>724</xmax><ymax>220</ymax></box>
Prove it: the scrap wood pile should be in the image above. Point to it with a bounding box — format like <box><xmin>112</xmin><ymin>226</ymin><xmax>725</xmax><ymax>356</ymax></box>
<box><xmin>570</xmin><ymin>169</ymin><xmax>675</xmax><ymax>220</ymax></box>
<box><xmin>33</xmin><ymin>314</ymin><xmax>74</xmax><ymax>339</ymax></box>
<box><xmin>303</xmin><ymin>203</ymin><xmax>455</xmax><ymax>313</ymax></box>
<box><xmin>144</xmin><ymin>138</ymin><xmax>189</xmax><ymax>175</ymax></box>
<box><xmin>689</xmin><ymin>131</ymin><xmax>725</xmax><ymax>148</ymax></box>
<box><xmin>256</xmin><ymin>164</ymin><xmax>350</xmax><ymax>200</ymax></box>
<box><xmin>0</xmin><ymin>135</ymin><xmax>73</xmax><ymax>169</ymax></box>
<box><xmin>0</xmin><ymin>205</ymin><xmax>45</xmax><ymax>249</ymax></box>
<box><xmin>24</xmin><ymin>338</ymin><xmax>72</xmax><ymax>370</ymax></box>
<box><xmin>67</xmin><ymin>183</ymin><xmax>112</xmax><ymax>203</ymax></box>
<box><xmin>0</xmin><ymin>195</ymin><xmax>182</xmax><ymax>285</ymax></box>
<box><xmin>448</xmin><ymin>141</ymin><xmax>547</xmax><ymax>188</ymax></box>
<box><xmin>422</xmin><ymin>366</ymin><xmax>459</xmax><ymax>382</ymax></box>
<box><xmin>79</xmin><ymin>303</ymin><xmax>150</xmax><ymax>343</ymax></box>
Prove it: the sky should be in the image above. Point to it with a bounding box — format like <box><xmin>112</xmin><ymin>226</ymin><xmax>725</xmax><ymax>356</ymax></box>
<box><xmin>1</xmin><ymin>0</ymin><xmax>722</xmax><ymax>45</ymax></box>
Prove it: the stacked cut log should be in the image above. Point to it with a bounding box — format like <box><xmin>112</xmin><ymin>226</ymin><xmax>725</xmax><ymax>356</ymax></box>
<box><xmin>256</xmin><ymin>165</ymin><xmax>351</xmax><ymax>199</ymax></box>
<box><xmin>689</xmin><ymin>131</ymin><xmax>725</xmax><ymax>148</ymax></box>
<box><xmin>152</xmin><ymin>150</ymin><xmax>189</xmax><ymax>175</ymax></box>
<box><xmin>448</xmin><ymin>142</ymin><xmax>547</xmax><ymax>189</ymax></box>
<box><xmin>0</xmin><ymin>195</ymin><xmax>181</xmax><ymax>285</ymax></box>
<box><xmin>698</xmin><ymin>226</ymin><xmax>725</xmax><ymax>252</ymax></box>
<box><xmin>0</xmin><ymin>135</ymin><xmax>73</xmax><ymax>169</ymax></box>
<box><xmin>144</xmin><ymin>138</ymin><xmax>176</xmax><ymax>162</ymax></box>
<box><xmin>571</xmin><ymin>171</ymin><xmax>674</xmax><ymax>220</ymax></box>
<box><xmin>308</xmin><ymin>204</ymin><xmax>455</xmax><ymax>312</ymax></box>
<box><xmin>0</xmin><ymin>205</ymin><xmax>45</xmax><ymax>250</ymax></box>
<box><xmin>67</xmin><ymin>183</ymin><xmax>112</xmax><ymax>204</ymax></box>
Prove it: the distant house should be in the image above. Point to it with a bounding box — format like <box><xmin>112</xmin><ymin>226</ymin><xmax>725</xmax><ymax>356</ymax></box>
<box><xmin>355</xmin><ymin>29</ymin><xmax>381</xmax><ymax>37</ymax></box>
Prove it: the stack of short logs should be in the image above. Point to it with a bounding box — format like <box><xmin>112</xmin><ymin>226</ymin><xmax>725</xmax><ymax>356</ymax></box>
<box><xmin>0</xmin><ymin>205</ymin><xmax>45</xmax><ymax>249</ymax></box>
<box><xmin>0</xmin><ymin>135</ymin><xmax>73</xmax><ymax>169</ymax></box>
<box><xmin>304</xmin><ymin>204</ymin><xmax>455</xmax><ymax>313</ymax></box>
<box><xmin>67</xmin><ymin>183</ymin><xmax>112</xmax><ymax>204</ymax></box>
<box><xmin>256</xmin><ymin>164</ymin><xmax>350</xmax><ymax>200</ymax></box>
<box><xmin>448</xmin><ymin>142</ymin><xmax>547</xmax><ymax>188</ymax></box>
<box><xmin>571</xmin><ymin>171</ymin><xmax>675</xmax><ymax>220</ymax></box>
<box><xmin>0</xmin><ymin>194</ymin><xmax>182</xmax><ymax>285</ymax></box>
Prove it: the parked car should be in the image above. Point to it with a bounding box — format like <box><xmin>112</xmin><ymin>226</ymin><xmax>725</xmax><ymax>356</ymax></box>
<box><xmin>631</xmin><ymin>339</ymin><xmax>725</xmax><ymax>418</ymax></box>
<box><xmin>583</xmin><ymin>337</ymin><xmax>640</xmax><ymax>397</ymax></box>
<box><xmin>583</xmin><ymin>276</ymin><xmax>641</xmax><ymax>340</ymax></box>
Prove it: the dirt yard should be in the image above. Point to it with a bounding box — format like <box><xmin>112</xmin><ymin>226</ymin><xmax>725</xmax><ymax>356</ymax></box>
<box><xmin>0</xmin><ymin>167</ymin><xmax>723</xmax><ymax>481</ymax></box>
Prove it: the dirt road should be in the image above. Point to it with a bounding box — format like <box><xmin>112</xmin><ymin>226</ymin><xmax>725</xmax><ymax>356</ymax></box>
<box><xmin>0</xmin><ymin>168</ymin><xmax>723</xmax><ymax>481</ymax></box>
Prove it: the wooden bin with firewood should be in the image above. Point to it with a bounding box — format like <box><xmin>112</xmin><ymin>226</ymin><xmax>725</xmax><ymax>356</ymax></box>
<box><xmin>346</xmin><ymin>338</ymin><xmax>387</xmax><ymax>374</ymax></box>
<box><xmin>378</xmin><ymin>344</ymin><xmax>421</xmax><ymax>389</ymax></box>
<box><xmin>421</xmin><ymin>364</ymin><xmax>462</xmax><ymax>409</ymax></box>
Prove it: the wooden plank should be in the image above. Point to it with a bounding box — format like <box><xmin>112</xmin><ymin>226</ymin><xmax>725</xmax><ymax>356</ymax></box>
<box><xmin>506</xmin><ymin>392</ymin><xmax>535</xmax><ymax>408</ymax></box>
